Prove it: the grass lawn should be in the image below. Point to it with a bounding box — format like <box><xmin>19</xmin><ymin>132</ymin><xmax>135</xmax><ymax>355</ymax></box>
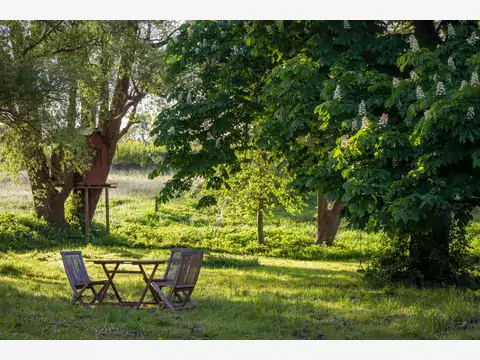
<box><xmin>1</xmin><ymin>168</ymin><xmax>480</xmax><ymax>340</ymax></box>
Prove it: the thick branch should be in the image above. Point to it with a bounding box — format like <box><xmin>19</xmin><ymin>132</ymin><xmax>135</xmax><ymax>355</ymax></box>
<box><xmin>149</xmin><ymin>26</ymin><xmax>182</xmax><ymax>48</ymax></box>
<box><xmin>57</xmin><ymin>171</ymin><xmax>75</xmax><ymax>203</ymax></box>
<box><xmin>22</xmin><ymin>21</ymin><xmax>64</xmax><ymax>55</ymax></box>
<box><xmin>113</xmin><ymin>95</ymin><xmax>143</xmax><ymax>122</ymax></box>
<box><xmin>330</xmin><ymin>200</ymin><xmax>345</xmax><ymax>215</ymax></box>
<box><xmin>119</xmin><ymin>121</ymin><xmax>140</xmax><ymax>140</ymax></box>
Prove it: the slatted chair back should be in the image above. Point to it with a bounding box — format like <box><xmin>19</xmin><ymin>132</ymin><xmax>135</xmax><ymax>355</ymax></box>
<box><xmin>172</xmin><ymin>249</ymin><xmax>204</xmax><ymax>288</ymax></box>
<box><xmin>163</xmin><ymin>248</ymin><xmax>183</xmax><ymax>282</ymax></box>
<box><xmin>61</xmin><ymin>251</ymin><xmax>91</xmax><ymax>290</ymax></box>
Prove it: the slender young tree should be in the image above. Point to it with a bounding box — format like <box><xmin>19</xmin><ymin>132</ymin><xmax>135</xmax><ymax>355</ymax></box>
<box><xmin>196</xmin><ymin>149</ymin><xmax>304</xmax><ymax>243</ymax></box>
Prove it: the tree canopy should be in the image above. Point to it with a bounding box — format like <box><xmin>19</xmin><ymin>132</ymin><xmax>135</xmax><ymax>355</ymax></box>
<box><xmin>152</xmin><ymin>20</ymin><xmax>480</xmax><ymax>285</ymax></box>
<box><xmin>0</xmin><ymin>20</ymin><xmax>178</xmax><ymax>225</ymax></box>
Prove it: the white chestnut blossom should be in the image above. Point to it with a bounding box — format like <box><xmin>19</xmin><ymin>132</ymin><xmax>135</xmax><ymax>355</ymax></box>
<box><xmin>448</xmin><ymin>57</ymin><xmax>456</xmax><ymax>71</ymax></box>
<box><xmin>471</xmin><ymin>71</ymin><xmax>480</xmax><ymax>87</ymax></box>
<box><xmin>333</xmin><ymin>85</ymin><xmax>342</xmax><ymax>100</ymax></box>
<box><xmin>408</xmin><ymin>35</ymin><xmax>420</xmax><ymax>52</ymax></box>
<box><xmin>202</xmin><ymin>39</ymin><xmax>208</xmax><ymax>47</ymax></box>
<box><xmin>186</xmin><ymin>91</ymin><xmax>192</xmax><ymax>103</ymax></box>
<box><xmin>424</xmin><ymin>109</ymin><xmax>431</xmax><ymax>120</ymax></box>
<box><xmin>351</xmin><ymin>119</ymin><xmax>359</xmax><ymax>131</ymax></box>
<box><xmin>396</xmin><ymin>101</ymin><xmax>403</xmax><ymax>111</ymax></box>
<box><xmin>467</xmin><ymin>107</ymin><xmax>475</xmax><ymax>120</ymax></box>
<box><xmin>392</xmin><ymin>77</ymin><xmax>400</xmax><ymax>88</ymax></box>
<box><xmin>416</xmin><ymin>86</ymin><xmax>425</xmax><ymax>100</ymax></box>
<box><xmin>460</xmin><ymin>80</ymin><xmax>468</xmax><ymax>90</ymax></box>
<box><xmin>343</xmin><ymin>20</ymin><xmax>351</xmax><ymax>30</ymax></box>
<box><xmin>341</xmin><ymin>135</ymin><xmax>349</xmax><ymax>148</ymax></box>
<box><xmin>200</xmin><ymin>119</ymin><xmax>212</xmax><ymax>131</ymax></box>
<box><xmin>447</xmin><ymin>24</ymin><xmax>456</xmax><ymax>39</ymax></box>
<box><xmin>410</xmin><ymin>71</ymin><xmax>419</xmax><ymax>82</ymax></box>
<box><xmin>379</xmin><ymin>113</ymin><xmax>389</xmax><ymax>127</ymax></box>
<box><xmin>358</xmin><ymin>100</ymin><xmax>367</xmax><ymax>116</ymax></box>
<box><xmin>467</xmin><ymin>31</ymin><xmax>479</xmax><ymax>46</ymax></box>
<box><xmin>194</xmin><ymin>47</ymin><xmax>200</xmax><ymax>54</ymax></box>
<box><xmin>361</xmin><ymin>116</ymin><xmax>370</xmax><ymax>130</ymax></box>
<box><xmin>436</xmin><ymin>81</ymin><xmax>446</xmax><ymax>96</ymax></box>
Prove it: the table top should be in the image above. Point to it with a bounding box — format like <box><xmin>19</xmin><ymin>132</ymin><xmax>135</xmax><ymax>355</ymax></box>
<box><xmin>86</xmin><ymin>259</ymin><xmax>166</xmax><ymax>265</ymax></box>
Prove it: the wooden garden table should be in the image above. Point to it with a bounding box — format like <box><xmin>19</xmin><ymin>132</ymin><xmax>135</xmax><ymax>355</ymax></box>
<box><xmin>86</xmin><ymin>259</ymin><xmax>166</xmax><ymax>309</ymax></box>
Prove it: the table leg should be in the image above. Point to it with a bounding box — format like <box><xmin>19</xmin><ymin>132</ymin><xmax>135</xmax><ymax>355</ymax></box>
<box><xmin>100</xmin><ymin>263</ymin><xmax>123</xmax><ymax>303</ymax></box>
<box><xmin>136</xmin><ymin>263</ymin><xmax>159</xmax><ymax>309</ymax></box>
<box><xmin>138</xmin><ymin>264</ymin><xmax>163</xmax><ymax>304</ymax></box>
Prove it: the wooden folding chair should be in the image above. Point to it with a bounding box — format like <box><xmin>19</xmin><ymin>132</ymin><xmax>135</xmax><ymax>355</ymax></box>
<box><xmin>151</xmin><ymin>248</ymin><xmax>204</xmax><ymax>311</ymax></box>
<box><xmin>60</xmin><ymin>251</ymin><xmax>108</xmax><ymax>307</ymax></box>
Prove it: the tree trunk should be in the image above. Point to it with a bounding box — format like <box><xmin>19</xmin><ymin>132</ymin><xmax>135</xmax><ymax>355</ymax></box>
<box><xmin>316</xmin><ymin>189</ymin><xmax>327</xmax><ymax>244</ymax></box>
<box><xmin>26</xmin><ymin>144</ymin><xmax>74</xmax><ymax>227</ymax></box>
<box><xmin>315</xmin><ymin>189</ymin><xmax>343</xmax><ymax>246</ymax></box>
<box><xmin>413</xmin><ymin>20</ymin><xmax>440</xmax><ymax>47</ymax></box>
<box><xmin>257</xmin><ymin>200</ymin><xmax>265</xmax><ymax>244</ymax></box>
<box><xmin>409</xmin><ymin>212</ymin><xmax>452</xmax><ymax>286</ymax></box>
<box><xmin>76</xmin><ymin>21</ymin><xmax>141</xmax><ymax>224</ymax></box>
<box><xmin>50</xmin><ymin>149</ymin><xmax>64</xmax><ymax>184</ymax></box>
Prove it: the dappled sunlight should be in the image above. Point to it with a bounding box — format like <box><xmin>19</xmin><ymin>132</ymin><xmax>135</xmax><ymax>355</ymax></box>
<box><xmin>2</xmin><ymin>246</ymin><xmax>480</xmax><ymax>339</ymax></box>
<box><xmin>2</xmin><ymin>169</ymin><xmax>480</xmax><ymax>338</ymax></box>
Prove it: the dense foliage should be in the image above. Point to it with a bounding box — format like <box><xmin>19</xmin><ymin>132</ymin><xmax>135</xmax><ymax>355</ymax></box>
<box><xmin>153</xmin><ymin>20</ymin><xmax>480</xmax><ymax>286</ymax></box>
<box><xmin>0</xmin><ymin>20</ymin><xmax>177</xmax><ymax>225</ymax></box>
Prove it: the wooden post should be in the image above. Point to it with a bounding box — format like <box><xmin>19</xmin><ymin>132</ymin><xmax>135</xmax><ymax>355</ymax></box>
<box><xmin>105</xmin><ymin>187</ymin><xmax>110</xmax><ymax>235</ymax></box>
<box><xmin>154</xmin><ymin>197</ymin><xmax>158</xmax><ymax>212</ymax></box>
<box><xmin>85</xmin><ymin>188</ymin><xmax>90</xmax><ymax>234</ymax></box>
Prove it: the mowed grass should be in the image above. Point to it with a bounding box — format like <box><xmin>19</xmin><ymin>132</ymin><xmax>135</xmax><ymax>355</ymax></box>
<box><xmin>1</xmin><ymin>167</ymin><xmax>480</xmax><ymax>339</ymax></box>
<box><xmin>2</xmin><ymin>248</ymin><xmax>480</xmax><ymax>340</ymax></box>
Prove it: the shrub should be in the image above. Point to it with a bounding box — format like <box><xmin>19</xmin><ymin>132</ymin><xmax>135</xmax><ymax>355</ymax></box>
<box><xmin>113</xmin><ymin>140</ymin><xmax>165</xmax><ymax>168</ymax></box>
<box><xmin>0</xmin><ymin>213</ymin><xmax>86</xmax><ymax>252</ymax></box>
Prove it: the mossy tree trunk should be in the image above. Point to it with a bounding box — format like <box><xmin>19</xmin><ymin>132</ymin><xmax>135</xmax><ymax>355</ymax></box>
<box><xmin>315</xmin><ymin>188</ymin><xmax>343</xmax><ymax>246</ymax></box>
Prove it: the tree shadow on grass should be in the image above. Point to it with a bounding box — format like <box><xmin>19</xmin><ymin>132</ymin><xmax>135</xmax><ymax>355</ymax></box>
<box><xmin>0</xmin><ymin>280</ymin><xmax>170</xmax><ymax>339</ymax></box>
<box><xmin>2</xmin><ymin>260</ymin><xmax>480</xmax><ymax>340</ymax></box>
<box><xmin>0</xmin><ymin>279</ymin><xmax>333</xmax><ymax>340</ymax></box>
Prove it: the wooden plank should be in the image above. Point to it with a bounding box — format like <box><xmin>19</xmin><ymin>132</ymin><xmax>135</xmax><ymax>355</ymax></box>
<box><xmin>105</xmin><ymin>187</ymin><xmax>109</xmax><ymax>234</ymax></box>
<box><xmin>130</xmin><ymin>259</ymin><xmax>167</xmax><ymax>265</ymax></box>
<box><xmin>75</xmin><ymin>183</ymin><xmax>118</xmax><ymax>189</ymax></box>
<box><xmin>85</xmin><ymin>188</ymin><xmax>90</xmax><ymax>234</ymax></box>
<box><xmin>86</xmin><ymin>259</ymin><xmax>166</xmax><ymax>265</ymax></box>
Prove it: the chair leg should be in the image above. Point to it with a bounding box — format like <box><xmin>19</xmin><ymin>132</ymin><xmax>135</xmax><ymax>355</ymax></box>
<box><xmin>72</xmin><ymin>284</ymin><xmax>89</xmax><ymax>306</ymax></box>
<box><xmin>176</xmin><ymin>289</ymin><xmax>195</xmax><ymax>309</ymax></box>
<box><xmin>90</xmin><ymin>287</ymin><xmax>99</xmax><ymax>304</ymax></box>
<box><xmin>151</xmin><ymin>283</ymin><xmax>176</xmax><ymax>311</ymax></box>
